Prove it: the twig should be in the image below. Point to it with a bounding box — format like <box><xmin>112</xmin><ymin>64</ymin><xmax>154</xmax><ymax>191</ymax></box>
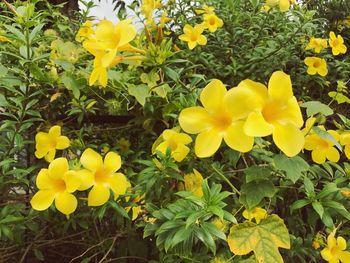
<box><xmin>211</xmin><ymin>165</ymin><xmax>241</xmax><ymax>196</ymax></box>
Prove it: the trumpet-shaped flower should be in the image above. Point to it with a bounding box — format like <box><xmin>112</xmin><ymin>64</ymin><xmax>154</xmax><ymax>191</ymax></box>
<box><xmin>35</xmin><ymin>125</ymin><xmax>70</xmax><ymax>162</ymax></box>
<box><xmin>140</xmin><ymin>0</ymin><xmax>162</xmax><ymax>24</ymax></box>
<box><xmin>179</xmin><ymin>79</ymin><xmax>254</xmax><ymax>158</ymax></box>
<box><xmin>83</xmin><ymin>19</ymin><xmax>137</xmax><ymax>68</ymax></box>
<box><xmin>75</xmin><ymin>21</ymin><xmax>94</xmax><ymax>43</ymax></box>
<box><xmin>179</xmin><ymin>24</ymin><xmax>207</xmax><ymax>50</ymax></box>
<box><xmin>304</xmin><ymin>57</ymin><xmax>328</xmax><ymax>76</ymax></box>
<box><xmin>184</xmin><ymin>169</ymin><xmax>204</xmax><ymax>197</ymax></box>
<box><xmin>227</xmin><ymin>71</ymin><xmax>304</xmax><ymax>157</ymax></box>
<box><xmin>304</xmin><ymin>128</ymin><xmax>340</xmax><ymax>164</ymax></box>
<box><xmin>202</xmin><ymin>14</ymin><xmax>224</xmax><ymax>33</ymax></box>
<box><xmin>329</xmin><ymin>31</ymin><xmax>347</xmax><ymax>56</ymax></box>
<box><xmin>154</xmin><ymin>129</ymin><xmax>192</xmax><ymax>162</ymax></box>
<box><xmin>340</xmin><ymin>132</ymin><xmax>350</xmax><ymax>159</ymax></box>
<box><xmin>195</xmin><ymin>5</ymin><xmax>215</xmax><ymax>15</ymax></box>
<box><xmin>321</xmin><ymin>234</ymin><xmax>350</xmax><ymax>263</ymax></box>
<box><xmin>266</xmin><ymin>0</ymin><xmax>291</xmax><ymax>12</ymax></box>
<box><xmin>30</xmin><ymin>158</ymin><xmax>81</xmax><ymax>216</ymax></box>
<box><xmin>305</xmin><ymin>37</ymin><xmax>328</xmax><ymax>53</ymax></box>
<box><xmin>78</xmin><ymin>148</ymin><xmax>128</xmax><ymax>206</ymax></box>
<box><xmin>242</xmin><ymin>207</ymin><xmax>267</xmax><ymax>224</ymax></box>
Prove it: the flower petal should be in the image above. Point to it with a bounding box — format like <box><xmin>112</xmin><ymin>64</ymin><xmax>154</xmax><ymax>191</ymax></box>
<box><xmin>268</xmin><ymin>71</ymin><xmax>293</xmax><ymax>101</ymax></box>
<box><xmin>312</xmin><ymin>149</ymin><xmax>327</xmax><ymax>164</ymax></box>
<box><xmin>45</xmin><ymin>149</ymin><xmax>56</xmax><ymax>163</ymax></box>
<box><xmin>337</xmin><ymin>236</ymin><xmax>347</xmax><ymax>250</ymax></box>
<box><xmin>195</xmin><ymin>129</ymin><xmax>222</xmax><ymax>158</ymax></box>
<box><xmin>88</xmin><ymin>184</ymin><xmax>110</xmax><ymax>206</ymax></box>
<box><xmin>326</xmin><ymin>147</ymin><xmax>340</xmax><ymax>163</ymax></box>
<box><xmin>115</xmin><ymin>20</ymin><xmax>137</xmax><ymax>47</ymax></box>
<box><xmin>55</xmin><ymin>192</ymin><xmax>77</xmax><ymax>215</ymax></box>
<box><xmin>320</xmin><ymin>248</ymin><xmax>331</xmax><ymax>261</ymax></box>
<box><xmin>48</xmin><ymin>157</ymin><xmax>69</xmax><ymax>179</ymax></box>
<box><xmin>197</xmin><ymin>35</ymin><xmax>207</xmax><ymax>45</ymax></box>
<box><xmin>172</xmin><ymin>144</ymin><xmax>190</xmax><ymax>162</ymax></box>
<box><xmin>200</xmin><ymin>79</ymin><xmax>227</xmax><ymax>113</ymax></box>
<box><xmin>179</xmin><ymin>106</ymin><xmax>211</xmax><ymax>134</ymax></box>
<box><xmin>327</xmin><ymin>234</ymin><xmax>337</xmax><ymax>248</ymax></box>
<box><xmin>63</xmin><ymin>171</ymin><xmax>81</xmax><ymax>193</ymax></box>
<box><xmin>244</xmin><ymin>111</ymin><xmax>274</xmax><ymax>137</ymax></box>
<box><xmin>80</xmin><ymin>148</ymin><xmax>103</xmax><ymax>172</ymax></box>
<box><xmin>109</xmin><ymin>172</ymin><xmax>128</xmax><ymax>198</ymax></box>
<box><xmin>345</xmin><ymin>145</ymin><xmax>350</xmax><ymax>160</ymax></box>
<box><xmin>76</xmin><ymin>169</ymin><xmax>95</xmax><ymax>191</ymax></box>
<box><xmin>36</xmin><ymin>169</ymin><xmax>52</xmax><ymax>190</ymax></box>
<box><xmin>284</xmin><ymin>97</ymin><xmax>304</xmax><ymax>128</ymax></box>
<box><xmin>279</xmin><ymin>0</ymin><xmax>290</xmax><ymax>12</ymax></box>
<box><xmin>30</xmin><ymin>190</ymin><xmax>55</xmax><ymax>211</ymax></box>
<box><xmin>56</xmin><ymin>136</ymin><xmax>70</xmax><ymax>150</ymax></box>
<box><xmin>49</xmin><ymin>126</ymin><xmax>61</xmax><ymax>138</ymax></box>
<box><xmin>224</xmin><ymin>121</ymin><xmax>254</xmax><ymax>152</ymax></box>
<box><xmin>272</xmin><ymin>123</ymin><xmax>305</xmax><ymax>157</ymax></box>
<box><xmin>339</xmin><ymin>251</ymin><xmax>350</xmax><ymax>263</ymax></box>
<box><xmin>104</xmin><ymin>152</ymin><xmax>122</xmax><ymax>173</ymax></box>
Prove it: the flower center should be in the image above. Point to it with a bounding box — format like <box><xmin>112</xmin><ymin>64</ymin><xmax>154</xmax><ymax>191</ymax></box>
<box><xmin>167</xmin><ymin>139</ymin><xmax>178</xmax><ymax>151</ymax></box>
<box><xmin>332</xmin><ymin>39</ymin><xmax>339</xmax><ymax>47</ymax></box>
<box><xmin>262</xmin><ymin>100</ymin><xmax>285</xmax><ymax>124</ymax></box>
<box><xmin>95</xmin><ymin>167</ymin><xmax>110</xmax><ymax>184</ymax></box>
<box><xmin>209</xmin><ymin>17</ymin><xmax>216</xmax><ymax>25</ymax></box>
<box><xmin>53</xmin><ymin>179</ymin><xmax>66</xmax><ymax>192</ymax></box>
<box><xmin>212</xmin><ymin>112</ymin><xmax>233</xmax><ymax>131</ymax></box>
<box><xmin>313</xmin><ymin>60</ymin><xmax>321</xmax><ymax>68</ymax></box>
<box><xmin>190</xmin><ymin>34</ymin><xmax>198</xmax><ymax>41</ymax></box>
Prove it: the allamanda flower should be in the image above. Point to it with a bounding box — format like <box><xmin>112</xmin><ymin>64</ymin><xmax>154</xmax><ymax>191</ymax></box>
<box><xmin>30</xmin><ymin>158</ymin><xmax>81</xmax><ymax>216</ymax></box>
<box><xmin>75</xmin><ymin>21</ymin><xmax>94</xmax><ymax>43</ymax></box>
<box><xmin>227</xmin><ymin>71</ymin><xmax>304</xmax><ymax>157</ymax></box>
<box><xmin>179</xmin><ymin>79</ymin><xmax>254</xmax><ymax>158</ymax></box>
<box><xmin>304</xmin><ymin>128</ymin><xmax>340</xmax><ymax>164</ymax></box>
<box><xmin>195</xmin><ymin>5</ymin><xmax>215</xmax><ymax>15</ymax></box>
<box><xmin>304</xmin><ymin>57</ymin><xmax>328</xmax><ymax>77</ymax></box>
<box><xmin>83</xmin><ymin>19</ymin><xmax>137</xmax><ymax>69</ymax></box>
<box><xmin>184</xmin><ymin>169</ymin><xmax>204</xmax><ymax>197</ymax></box>
<box><xmin>153</xmin><ymin>129</ymin><xmax>192</xmax><ymax>162</ymax></box>
<box><xmin>321</xmin><ymin>233</ymin><xmax>350</xmax><ymax>262</ymax></box>
<box><xmin>265</xmin><ymin>0</ymin><xmax>291</xmax><ymax>12</ymax></box>
<box><xmin>78</xmin><ymin>148</ymin><xmax>128</xmax><ymax>206</ymax></box>
<box><xmin>140</xmin><ymin>0</ymin><xmax>162</xmax><ymax>24</ymax></box>
<box><xmin>202</xmin><ymin>13</ymin><xmax>224</xmax><ymax>33</ymax></box>
<box><xmin>35</xmin><ymin>125</ymin><xmax>70</xmax><ymax>162</ymax></box>
<box><xmin>340</xmin><ymin>132</ymin><xmax>350</xmax><ymax>159</ymax></box>
<box><xmin>305</xmin><ymin>37</ymin><xmax>328</xmax><ymax>53</ymax></box>
<box><xmin>242</xmin><ymin>207</ymin><xmax>267</xmax><ymax>224</ymax></box>
<box><xmin>329</xmin><ymin>31</ymin><xmax>347</xmax><ymax>56</ymax></box>
<box><xmin>179</xmin><ymin>24</ymin><xmax>207</xmax><ymax>50</ymax></box>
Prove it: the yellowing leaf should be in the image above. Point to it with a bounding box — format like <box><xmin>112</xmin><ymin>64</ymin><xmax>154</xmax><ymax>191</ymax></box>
<box><xmin>227</xmin><ymin>214</ymin><xmax>290</xmax><ymax>263</ymax></box>
<box><xmin>50</xmin><ymin>92</ymin><xmax>62</xmax><ymax>102</ymax></box>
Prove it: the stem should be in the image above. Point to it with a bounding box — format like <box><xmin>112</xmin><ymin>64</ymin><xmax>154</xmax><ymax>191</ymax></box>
<box><xmin>211</xmin><ymin>165</ymin><xmax>241</xmax><ymax>196</ymax></box>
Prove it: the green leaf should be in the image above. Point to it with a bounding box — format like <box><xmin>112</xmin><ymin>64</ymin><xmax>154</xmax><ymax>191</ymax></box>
<box><xmin>290</xmin><ymin>199</ymin><xmax>311</xmax><ymax>211</ymax></box>
<box><xmin>244</xmin><ymin>165</ymin><xmax>272</xmax><ymax>183</ymax></box>
<box><xmin>301</xmin><ymin>101</ymin><xmax>333</xmax><ymax>116</ymax></box>
<box><xmin>29</xmin><ymin>24</ymin><xmax>44</xmax><ymax>43</ymax></box>
<box><xmin>312</xmin><ymin>126</ymin><xmax>342</xmax><ymax>151</ymax></box>
<box><xmin>317</xmin><ymin>183</ymin><xmax>338</xmax><ymax>199</ymax></box>
<box><xmin>273</xmin><ymin>155</ymin><xmax>309</xmax><ymax>183</ymax></box>
<box><xmin>240</xmin><ymin>180</ymin><xmax>277</xmax><ymax>209</ymax></box>
<box><xmin>128</xmin><ymin>84</ymin><xmax>149</xmax><ymax>106</ymax></box>
<box><xmin>227</xmin><ymin>214</ymin><xmax>290</xmax><ymax>263</ymax></box>
<box><xmin>170</xmin><ymin>225</ymin><xmax>191</xmax><ymax>248</ymax></box>
<box><xmin>152</xmin><ymin>84</ymin><xmax>171</xmax><ymax>98</ymax></box>
<box><xmin>328</xmin><ymin>92</ymin><xmax>350</xmax><ymax>104</ymax></box>
<box><xmin>303</xmin><ymin>177</ymin><xmax>314</xmax><ymax>195</ymax></box>
<box><xmin>312</xmin><ymin>201</ymin><xmax>324</xmax><ymax>219</ymax></box>
<box><xmin>61</xmin><ymin>74</ymin><xmax>81</xmax><ymax>99</ymax></box>
<box><xmin>0</xmin><ymin>64</ymin><xmax>8</xmax><ymax>77</ymax></box>
<box><xmin>109</xmin><ymin>201</ymin><xmax>130</xmax><ymax>219</ymax></box>
<box><xmin>164</xmin><ymin>67</ymin><xmax>179</xmax><ymax>82</ymax></box>
<box><xmin>202</xmin><ymin>222</ymin><xmax>226</xmax><ymax>241</ymax></box>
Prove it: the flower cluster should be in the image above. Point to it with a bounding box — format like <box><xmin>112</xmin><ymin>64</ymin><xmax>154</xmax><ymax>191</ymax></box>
<box><xmin>262</xmin><ymin>0</ymin><xmax>295</xmax><ymax>13</ymax></box>
<box><xmin>179</xmin><ymin>5</ymin><xmax>223</xmax><ymax>50</ymax></box>
<box><xmin>77</xmin><ymin>19</ymin><xmax>145</xmax><ymax>87</ymax></box>
<box><xmin>304</xmin><ymin>32</ymin><xmax>347</xmax><ymax>77</ymax></box>
<box><xmin>32</xmin><ymin>127</ymin><xmax>129</xmax><ymax>216</ymax></box>
<box><xmin>178</xmin><ymin>71</ymin><xmax>304</xmax><ymax>158</ymax></box>
<box><xmin>321</xmin><ymin>233</ymin><xmax>350</xmax><ymax>263</ymax></box>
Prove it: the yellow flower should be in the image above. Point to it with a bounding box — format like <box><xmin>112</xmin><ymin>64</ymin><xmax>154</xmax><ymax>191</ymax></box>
<box><xmin>154</xmin><ymin>129</ymin><xmax>192</xmax><ymax>162</ymax></box>
<box><xmin>266</xmin><ymin>0</ymin><xmax>291</xmax><ymax>12</ymax></box>
<box><xmin>179</xmin><ymin>24</ymin><xmax>207</xmax><ymax>50</ymax></box>
<box><xmin>228</xmin><ymin>71</ymin><xmax>304</xmax><ymax>157</ymax></box>
<box><xmin>312</xmin><ymin>241</ymin><xmax>321</xmax><ymax>249</ymax></box>
<box><xmin>329</xmin><ymin>31</ymin><xmax>347</xmax><ymax>56</ymax></box>
<box><xmin>127</xmin><ymin>194</ymin><xmax>145</xmax><ymax>221</ymax></box>
<box><xmin>195</xmin><ymin>5</ymin><xmax>215</xmax><ymax>15</ymax></box>
<box><xmin>261</xmin><ymin>4</ymin><xmax>271</xmax><ymax>12</ymax></box>
<box><xmin>242</xmin><ymin>207</ymin><xmax>267</xmax><ymax>224</ymax></box>
<box><xmin>75</xmin><ymin>21</ymin><xmax>94</xmax><ymax>42</ymax></box>
<box><xmin>304</xmin><ymin>57</ymin><xmax>328</xmax><ymax>76</ymax></box>
<box><xmin>179</xmin><ymin>79</ymin><xmax>254</xmax><ymax>158</ymax></box>
<box><xmin>305</xmin><ymin>37</ymin><xmax>328</xmax><ymax>53</ymax></box>
<box><xmin>0</xmin><ymin>35</ymin><xmax>10</xmax><ymax>42</ymax></box>
<box><xmin>30</xmin><ymin>158</ymin><xmax>81</xmax><ymax>216</ymax></box>
<box><xmin>35</xmin><ymin>125</ymin><xmax>70</xmax><ymax>162</ymax></box>
<box><xmin>340</xmin><ymin>132</ymin><xmax>350</xmax><ymax>159</ymax></box>
<box><xmin>202</xmin><ymin>14</ymin><xmax>224</xmax><ymax>33</ymax></box>
<box><xmin>184</xmin><ymin>169</ymin><xmax>204</xmax><ymax>197</ymax></box>
<box><xmin>159</xmin><ymin>12</ymin><xmax>171</xmax><ymax>28</ymax></box>
<box><xmin>140</xmin><ymin>0</ymin><xmax>162</xmax><ymax>24</ymax></box>
<box><xmin>304</xmin><ymin>128</ymin><xmax>340</xmax><ymax>164</ymax></box>
<box><xmin>77</xmin><ymin>148</ymin><xmax>128</xmax><ymax>206</ymax></box>
<box><xmin>321</xmin><ymin>234</ymin><xmax>350</xmax><ymax>262</ymax></box>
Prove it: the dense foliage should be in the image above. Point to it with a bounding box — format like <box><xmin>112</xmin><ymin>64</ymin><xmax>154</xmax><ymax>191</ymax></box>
<box><xmin>1</xmin><ymin>0</ymin><xmax>350</xmax><ymax>262</ymax></box>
